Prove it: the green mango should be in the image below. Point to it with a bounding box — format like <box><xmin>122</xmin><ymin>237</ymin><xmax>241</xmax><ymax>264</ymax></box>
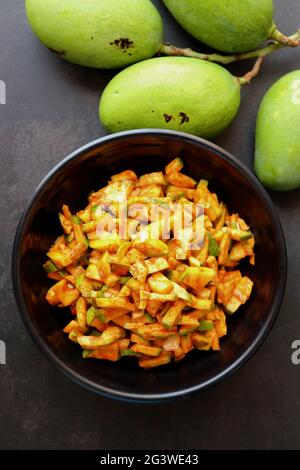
<box><xmin>255</xmin><ymin>71</ymin><xmax>300</xmax><ymax>191</ymax></box>
<box><xmin>99</xmin><ymin>57</ymin><xmax>241</xmax><ymax>139</ymax></box>
<box><xmin>162</xmin><ymin>0</ymin><xmax>274</xmax><ymax>53</ymax></box>
<box><xmin>25</xmin><ymin>0</ymin><xmax>163</xmax><ymax>69</ymax></box>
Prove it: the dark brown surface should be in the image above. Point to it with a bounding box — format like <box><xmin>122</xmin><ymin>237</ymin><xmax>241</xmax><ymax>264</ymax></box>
<box><xmin>1</xmin><ymin>0</ymin><xmax>300</xmax><ymax>449</ymax></box>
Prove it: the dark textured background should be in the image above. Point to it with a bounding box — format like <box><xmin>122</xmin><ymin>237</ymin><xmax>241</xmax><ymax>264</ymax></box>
<box><xmin>1</xmin><ymin>0</ymin><xmax>300</xmax><ymax>450</ymax></box>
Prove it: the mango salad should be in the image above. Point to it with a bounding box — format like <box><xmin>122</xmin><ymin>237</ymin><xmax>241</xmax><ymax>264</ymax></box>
<box><xmin>44</xmin><ymin>158</ymin><xmax>255</xmax><ymax>368</ymax></box>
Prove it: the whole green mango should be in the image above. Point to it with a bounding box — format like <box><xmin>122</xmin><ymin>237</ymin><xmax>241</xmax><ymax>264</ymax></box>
<box><xmin>162</xmin><ymin>0</ymin><xmax>274</xmax><ymax>53</ymax></box>
<box><xmin>255</xmin><ymin>71</ymin><xmax>300</xmax><ymax>191</ymax></box>
<box><xmin>99</xmin><ymin>57</ymin><xmax>241</xmax><ymax>139</ymax></box>
<box><xmin>25</xmin><ymin>0</ymin><xmax>163</xmax><ymax>69</ymax></box>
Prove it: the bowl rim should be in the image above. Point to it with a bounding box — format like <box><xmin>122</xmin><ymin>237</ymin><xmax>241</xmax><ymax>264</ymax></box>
<box><xmin>12</xmin><ymin>129</ymin><xmax>287</xmax><ymax>403</ymax></box>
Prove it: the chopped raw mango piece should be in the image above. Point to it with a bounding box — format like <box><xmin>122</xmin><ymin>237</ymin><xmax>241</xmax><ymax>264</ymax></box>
<box><xmin>45</xmin><ymin>158</ymin><xmax>255</xmax><ymax>368</ymax></box>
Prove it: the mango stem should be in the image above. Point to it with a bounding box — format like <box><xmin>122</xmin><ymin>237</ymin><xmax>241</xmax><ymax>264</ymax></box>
<box><xmin>269</xmin><ymin>24</ymin><xmax>300</xmax><ymax>47</ymax></box>
<box><xmin>236</xmin><ymin>57</ymin><xmax>264</xmax><ymax>86</ymax></box>
<box><xmin>159</xmin><ymin>29</ymin><xmax>300</xmax><ymax>65</ymax></box>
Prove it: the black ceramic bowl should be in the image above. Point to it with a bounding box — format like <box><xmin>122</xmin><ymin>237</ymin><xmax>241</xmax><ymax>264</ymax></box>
<box><xmin>12</xmin><ymin>130</ymin><xmax>287</xmax><ymax>402</ymax></box>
